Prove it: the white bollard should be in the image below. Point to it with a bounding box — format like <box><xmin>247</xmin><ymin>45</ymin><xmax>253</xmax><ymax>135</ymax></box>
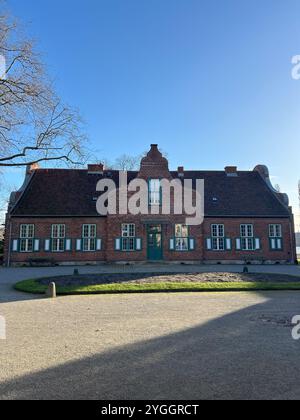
<box><xmin>46</xmin><ymin>282</ymin><xmax>56</xmax><ymax>298</ymax></box>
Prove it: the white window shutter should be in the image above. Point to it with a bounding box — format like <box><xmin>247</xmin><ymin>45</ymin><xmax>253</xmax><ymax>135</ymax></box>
<box><xmin>226</xmin><ymin>238</ymin><xmax>232</xmax><ymax>250</ymax></box>
<box><xmin>96</xmin><ymin>239</ymin><xmax>102</xmax><ymax>251</ymax></box>
<box><xmin>189</xmin><ymin>238</ymin><xmax>195</xmax><ymax>250</ymax></box>
<box><xmin>76</xmin><ymin>239</ymin><xmax>82</xmax><ymax>251</ymax></box>
<box><xmin>206</xmin><ymin>238</ymin><xmax>212</xmax><ymax>250</ymax></box>
<box><xmin>255</xmin><ymin>238</ymin><xmax>261</xmax><ymax>250</ymax></box>
<box><xmin>45</xmin><ymin>239</ymin><xmax>50</xmax><ymax>252</ymax></box>
<box><xmin>135</xmin><ymin>238</ymin><xmax>142</xmax><ymax>251</ymax></box>
<box><xmin>34</xmin><ymin>239</ymin><xmax>40</xmax><ymax>252</ymax></box>
<box><xmin>236</xmin><ymin>238</ymin><xmax>241</xmax><ymax>250</ymax></box>
<box><xmin>12</xmin><ymin>240</ymin><xmax>18</xmax><ymax>252</ymax></box>
<box><xmin>115</xmin><ymin>238</ymin><xmax>121</xmax><ymax>251</ymax></box>
<box><xmin>169</xmin><ymin>238</ymin><xmax>175</xmax><ymax>250</ymax></box>
<box><xmin>66</xmin><ymin>239</ymin><xmax>72</xmax><ymax>251</ymax></box>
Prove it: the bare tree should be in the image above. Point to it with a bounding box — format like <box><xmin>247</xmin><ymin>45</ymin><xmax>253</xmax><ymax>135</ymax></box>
<box><xmin>114</xmin><ymin>154</ymin><xmax>140</xmax><ymax>171</ymax></box>
<box><xmin>98</xmin><ymin>149</ymin><xmax>168</xmax><ymax>171</ymax></box>
<box><xmin>0</xmin><ymin>11</ymin><xmax>87</xmax><ymax>168</ymax></box>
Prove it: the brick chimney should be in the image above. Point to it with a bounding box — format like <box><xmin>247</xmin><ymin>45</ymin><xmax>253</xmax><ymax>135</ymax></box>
<box><xmin>225</xmin><ymin>166</ymin><xmax>238</xmax><ymax>176</ymax></box>
<box><xmin>138</xmin><ymin>144</ymin><xmax>171</xmax><ymax>179</ymax></box>
<box><xmin>88</xmin><ymin>164</ymin><xmax>104</xmax><ymax>174</ymax></box>
<box><xmin>26</xmin><ymin>162</ymin><xmax>40</xmax><ymax>175</ymax></box>
<box><xmin>178</xmin><ymin>166</ymin><xmax>184</xmax><ymax>178</ymax></box>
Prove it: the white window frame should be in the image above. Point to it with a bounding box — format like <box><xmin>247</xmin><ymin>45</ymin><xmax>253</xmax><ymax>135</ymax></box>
<box><xmin>269</xmin><ymin>224</ymin><xmax>283</xmax><ymax>250</ymax></box>
<box><xmin>121</xmin><ymin>224</ymin><xmax>136</xmax><ymax>251</ymax></box>
<box><xmin>149</xmin><ymin>179</ymin><xmax>161</xmax><ymax>206</ymax></box>
<box><xmin>122</xmin><ymin>224</ymin><xmax>135</xmax><ymax>238</ymax></box>
<box><xmin>175</xmin><ymin>224</ymin><xmax>189</xmax><ymax>251</ymax></box>
<box><xmin>211</xmin><ymin>224</ymin><xmax>225</xmax><ymax>251</ymax></box>
<box><xmin>269</xmin><ymin>224</ymin><xmax>282</xmax><ymax>238</ymax></box>
<box><xmin>240</xmin><ymin>224</ymin><xmax>254</xmax><ymax>250</ymax></box>
<box><xmin>19</xmin><ymin>224</ymin><xmax>34</xmax><ymax>253</ymax></box>
<box><xmin>51</xmin><ymin>224</ymin><xmax>66</xmax><ymax>252</ymax></box>
<box><xmin>82</xmin><ymin>224</ymin><xmax>96</xmax><ymax>252</ymax></box>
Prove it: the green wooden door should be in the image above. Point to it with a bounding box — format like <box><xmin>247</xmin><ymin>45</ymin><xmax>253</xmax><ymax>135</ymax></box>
<box><xmin>147</xmin><ymin>225</ymin><xmax>163</xmax><ymax>261</ymax></box>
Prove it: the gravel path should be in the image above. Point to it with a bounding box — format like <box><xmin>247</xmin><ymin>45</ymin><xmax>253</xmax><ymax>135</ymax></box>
<box><xmin>1</xmin><ymin>291</ymin><xmax>300</xmax><ymax>400</ymax></box>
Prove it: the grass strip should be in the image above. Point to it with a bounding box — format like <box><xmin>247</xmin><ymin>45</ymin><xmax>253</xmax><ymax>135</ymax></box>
<box><xmin>14</xmin><ymin>279</ymin><xmax>300</xmax><ymax>295</ymax></box>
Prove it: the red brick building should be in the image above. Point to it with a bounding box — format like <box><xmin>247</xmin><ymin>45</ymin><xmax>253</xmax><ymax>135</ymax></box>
<box><xmin>3</xmin><ymin>145</ymin><xmax>297</xmax><ymax>266</ymax></box>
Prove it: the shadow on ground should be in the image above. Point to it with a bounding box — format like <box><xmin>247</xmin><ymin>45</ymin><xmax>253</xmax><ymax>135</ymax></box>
<box><xmin>0</xmin><ymin>291</ymin><xmax>300</xmax><ymax>400</ymax></box>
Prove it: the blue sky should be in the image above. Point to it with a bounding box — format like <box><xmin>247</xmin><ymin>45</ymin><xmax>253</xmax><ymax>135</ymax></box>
<box><xmin>3</xmin><ymin>0</ymin><xmax>300</xmax><ymax>225</ymax></box>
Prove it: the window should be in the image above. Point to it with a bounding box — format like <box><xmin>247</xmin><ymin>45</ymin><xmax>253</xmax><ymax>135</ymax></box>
<box><xmin>269</xmin><ymin>224</ymin><xmax>283</xmax><ymax>250</ymax></box>
<box><xmin>51</xmin><ymin>224</ymin><xmax>65</xmax><ymax>252</ymax></box>
<box><xmin>175</xmin><ymin>224</ymin><xmax>189</xmax><ymax>251</ymax></box>
<box><xmin>149</xmin><ymin>179</ymin><xmax>161</xmax><ymax>205</ymax></box>
<box><xmin>240</xmin><ymin>224</ymin><xmax>254</xmax><ymax>250</ymax></box>
<box><xmin>121</xmin><ymin>224</ymin><xmax>136</xmax><ymax>251</ymax></box>
<box><xmin>82</xmin><ymin>224</ymin><xmax>96</xmax><ymax>252</ymax></box>
<box><xmin>269</xmin><ymin>224</ymin><xmax>282</xmax><ymax>238</ymax></box>
<box><xmin>211</xmin><ymin>224</ymin><xmax>225</xmax><ymax>251</ymax></box>
<box><xmin>20</xmin><ymin>224</ymin><xmax>34</xmax><ymax>253</ymax></box>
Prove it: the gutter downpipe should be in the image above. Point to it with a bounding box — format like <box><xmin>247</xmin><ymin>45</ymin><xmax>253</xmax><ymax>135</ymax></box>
<box><xmin>7</xmin><ymin>216</ymin><xmax>12</xmax><ymax>268</ymax></box>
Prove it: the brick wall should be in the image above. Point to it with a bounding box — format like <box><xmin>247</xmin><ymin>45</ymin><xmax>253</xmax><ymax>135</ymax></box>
<box><xmin>6</xmin><ymin>217</ymin><xmax>106</xmax><ymax>265</ymax></box>
<box><xmin>4</xmin><ymin>215</ymin><xmax>295</xmax><ymax>265</ymax></box>
<box><xmin>202</xmin><ymin>217</ymin><xmax>294</xmax><ymax>263</ymax></box>
<box><xmin>3</xmin><ymin>145</ymin><xmax>297</xmax><ymax>266</ymax></box>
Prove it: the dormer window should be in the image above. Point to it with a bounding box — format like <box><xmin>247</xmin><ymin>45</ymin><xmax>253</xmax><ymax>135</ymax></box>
<box><xmin>149</xmin><ymin>179</ymin><xmax>161</xmax><ymax>206</ymax></box>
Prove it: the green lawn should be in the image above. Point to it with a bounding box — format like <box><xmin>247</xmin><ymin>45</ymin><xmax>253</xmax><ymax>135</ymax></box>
<box><xmin>14</xmin><ymin>279</ymin><xmax>300</xmax><ymax>295</ymax></box>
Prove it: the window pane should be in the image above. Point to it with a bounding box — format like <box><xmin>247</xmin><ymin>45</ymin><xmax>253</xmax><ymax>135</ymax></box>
<box><xmin>181</xmin><ymin>225</ymin><xmax>188</xmax><ymax>238</ymax></box>
<box><xmin>20</xmin><ymin>225</ymin><xmax>34</xmax><ymax>239</ymax></box>
<box><xmin>212</xmin><ymin>224</ymin><xmax>224</xmax><ymax>238</ymax></box>
<box><xmin>241</xmin><ymin>225</ymin><xmax>246</xmax><ymax>237</ymax></box>
<box><xmin>20</xmin><ymin>225</ymin><xmax>26</xmax><ymax>238</ymax></box>
<box><xmin>149</xmin><ymin>179</ymin><xmax>161</xmax><ymax>205</ymax></box>
<box><xmin>59</xmin><ymin>225</ymin><xmax>65</xmax><ymax>238</ymax></box>
<box><xmin>276</xmin><ymin>225</ymin><xmax>282</xmax><ymax>237</ymax></box>
<box><xmin>175</xmin><ymin>224</ymin><xmax>188</xmax><ymax>238</ymax></box>
<box><xmin>28</xmin><ymin>239</ymin><xmax>34</xmax><ymax>252</ymax></box>
<box><xmin>212</xmin><ymin>225</ymin><xmax>217</xmax><ymax>237</ymax></box>
<box><xmin>52</xmin><ymin>238</ymin><xmax>65</xmax><ymax>252</ymax></box>
<box><xmin>83</xmin><ymin>225</ymin><xmax>89</xmax><ymax>238</ymax></box>
<box><xmin>122</xmin><ymin>224</ymin><xmax>128</xmax><ymax>237</ymax></box>
<box><xmin>129</xmin><ymin>224</ymin><xmax>135</xmax><ymax>237</ymax></box>
<box><xmin>122</xmin><ymin>224</ymin><xmax>135</xmax><ymax>238</ymax></box>
<box><xmin>176</xmin><ymin>238</ymin><xmax>188</xmax><ymax>251</ymax></box>
<box><xmin>90</xmin><ymin>238</ymin><xmax>96</xmax><ymax>251</ymax></box>
<box><xmin>241</xmin><ymin>224</ymin><xmax>253</xmax><ymax>238</ymax></box>
<box><xmin>90</xmin><ymin>225</ymin><xmax>96</xmax><ymax>238</ymax></box>
<box><xmin>83</xmin><ymin>225</ymin><xmax>96</xmax><ymax>239</ymax></box>
<box><xmin>247</xmin><ymin>225</ymin><xmax>253</xmax><ymax>237</ymax></box>
<box><xmin>28</xmin><ymin>225</ymin><xmax>34</xmax><ymax>238</ymax></box>
<box><xmin>52</xmin><ymin>225</ymin><xmax>65</xmax><ymax>239</ymax></box>
<box><xmin>20</xmin><ymin>239</ymin><xmax>26</xmax><ymax>252</ymax></box>
<box><xmin>218</xmin><ymin>238</ymin><xmax>225</xmax><ymax>250</ymax></box>
<box><xmin>212</xmin><ymin>238</ymin><xmax>218</xmax><ymax>250</ymax></box>
<box><xmin>122</xmin><ymin>237</ymin><xmax>135</xmax><ymax>251</ymax></box>
<box><xmin>218</xmin><ymin>225</ymin><xmax>224</xmax><ymax>237</ymax></box>
<box><xmin>175</xmin><ymin>224</ymin><xmax>181</xmax><ymax>237</ymax></box>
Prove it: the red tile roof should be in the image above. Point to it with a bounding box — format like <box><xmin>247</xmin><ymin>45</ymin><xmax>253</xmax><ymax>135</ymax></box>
<box><xmin>10</xmin><ymin>168</ymin><xmax>291</xmax><ymax>218</ymax></box>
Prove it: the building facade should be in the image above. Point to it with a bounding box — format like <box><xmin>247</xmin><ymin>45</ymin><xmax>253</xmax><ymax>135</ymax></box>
<box><xmin>3</xmin><ymin>145</ymin><xmax>297</xmax><ymax>266</ymax></box>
